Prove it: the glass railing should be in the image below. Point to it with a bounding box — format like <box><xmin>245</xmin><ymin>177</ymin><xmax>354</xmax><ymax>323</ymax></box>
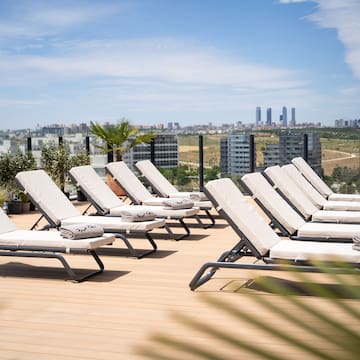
<box><xmin>1</xmin><ymin>129</ymin><xmax>359</xmax><ymax>196</ymax></box>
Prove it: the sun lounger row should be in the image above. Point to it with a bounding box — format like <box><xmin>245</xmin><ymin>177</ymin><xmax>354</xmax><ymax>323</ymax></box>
<box><xmin>1</xmin><ymin>160</ymin><xmax>216</xmax><ymax>281</ymax></box>
<box><xmin>2</xmin><ymin>156</ymin><xmax>359</xmax><ymax>286</ymax></box>
<box><xmin>189</xmin><ymin>158</ymin><xmax>360</xmax><ymax>290</ymax></box>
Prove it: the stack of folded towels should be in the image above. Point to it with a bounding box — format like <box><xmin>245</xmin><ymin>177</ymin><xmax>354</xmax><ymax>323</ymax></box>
<box><xmin>163</xmin><ymin>198</ymin><xmax>194</xmax><ymax>210</ymax></box>
<box><xmin>118</xmin><ymin>208</ymin><xmax>157</xmax><ymax>222</ymax></box>
<box><xmin>189</xmin><ymin>192</ymin><xmax>208</xmax><ymax>202</ymax></box>
<box><xmin>60</xmin><ymin>223</ymin><xmax>104</xmax><ymax>239</ymax></box>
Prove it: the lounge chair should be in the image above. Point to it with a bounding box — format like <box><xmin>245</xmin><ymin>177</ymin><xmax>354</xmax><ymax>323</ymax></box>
<box><xmin>15</xmin><ymin>170</ymin><xmax>166</xmax><ymax>258</ymax></box>
<box><xmin>105</xmin><ymin>161</ymin><xmax>214</xmax><ymax>229</ymax></box>
<box><xmin>264</xmin><ymin>165</ymin><xmax>360</xmax><ymax>220</ymax></box>
<box><xmin>189</xmin><ymin>178</ymin><xmax>360</xmax><ymax>290</ymax></box>
<box><xmin>69</xmin><ymin>165</ymin><xmax>199</xmax><ymax>240</ymax></box>
<box><xmin>282</xmin><ymin>163</ymin><xmax>360</xmax><ymax>210</ymax></box>
<box><xmin>292</xmin><ymin>157</ymin><xmax>360</xmax><ymax>202</ymax></box>
<box><xmin>0</xmin><ymin>208</ymin><xmax>115</xmax><ymax>281</ymax></box>
<box><xmin>135</xmin><ymin>159</ymin><xmax>215</xmax><ymax>227</ymax></box>
<box><xmin>240</xmin><ymin>172</ymin><xmax>360</xmax><ymax>242</ymax></box>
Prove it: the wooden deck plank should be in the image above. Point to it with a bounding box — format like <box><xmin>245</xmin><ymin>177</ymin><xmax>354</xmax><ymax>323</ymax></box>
<box><xmin>0</xmin><ymin>204</ymin><xmax>359</xmax><ymax>359</ymax></box>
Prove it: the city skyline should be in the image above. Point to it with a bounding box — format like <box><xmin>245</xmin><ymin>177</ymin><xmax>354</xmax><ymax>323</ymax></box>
<box><xmin>0</xmin><ymin>0</ymin><xmax>359</xmax><ymax>129</ymax></box>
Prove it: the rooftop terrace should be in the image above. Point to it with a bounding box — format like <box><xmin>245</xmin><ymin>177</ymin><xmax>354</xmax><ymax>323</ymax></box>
<box><xmin>0</xmin><ymin>201</ymin><xmax>358</xmax><ymax>359</ymax></box>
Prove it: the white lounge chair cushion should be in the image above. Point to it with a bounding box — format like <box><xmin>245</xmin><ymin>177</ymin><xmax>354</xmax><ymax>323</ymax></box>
<box><xmin>163</xmin><ymin>198</ymin><xmax>194</xmax><ymax>210</ymax></box>
<box><xmin>312</xmin><ymin>210</ymin><xmax>360</xmax><ymax>223</ymax></box>
<box><xmin>323</xmin><ymin>201</ymin><xmax>360</xmax><ymax>211</ymax></box>
<box><xmin>0</xmin><ymin>208</ymin><xmax>17</xmax><ymax>234</ymax></box>
<box><xmin>61</xmin><ymin>215</ymin><xmax>165</xmax><ymax>232</ymax></box>
<box><xmin>206</xmin><ymin>178</ymin><xmax>281</xmax><ymax>256</ymax></box>
<box><xmin>270</xmin><ymin>239</ymin><xmax>360</xmax><ymax>263</ymax></box>
<box><xmin>106</xmin><ymin>162</ymin><xmax>154</xmax><ymax>204</ymax></box>
<box><xmin>241</xmin><ymin>172</ymin><xmax>306</xmax><ymax>235</ymax></box>
<box><xmin>69</xmin><ymin>165</ymin><xmax>124</xmax><ymax>213</ymax></box>
<box><xmin>60</xmin><ymin>223</ymin><xmax>104</xmax><ymax>239</ymax></box>
<box><xmin>292</xmin><ymin>157</ymin><xmax>333</xmax><ymax>198</ymax></box>
<box><xmin>0</xmin><ymin>230</ymin><xmax>114</xmax><ymax>250</ymax></box>
<box><xmin>329</xmin><ymin>193</ymin><xmax>360</xmax><ymax>202</ymax></box>
<box><xmin>16</xmin><ymin>170</ymin><xmax>81</xmax><ymax>225</ymax></box>
<box><xmin>136</xmin><ymin>160</ymin><xmax>179</xmax><ymax>197</ymax></box>
<box><xmin>264</xmin><ymin>165</ymin><xmax>319</xmax><ymax>220</ymax></box>
<box><xmin>297</xmin><ymin>222</ymin><xmax>360</xmax><ymax>239</ymax></box>
<box><xmin>282</xmin><ymin>164</ymin><xmax>327</xmax><ymax>208</ymax></box>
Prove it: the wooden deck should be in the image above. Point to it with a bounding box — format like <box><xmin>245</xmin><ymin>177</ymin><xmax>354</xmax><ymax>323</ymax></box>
<box><xmin>0</xmin><ymin>202</ymin><xmax>358</xmax><ymax>359</ymax></box>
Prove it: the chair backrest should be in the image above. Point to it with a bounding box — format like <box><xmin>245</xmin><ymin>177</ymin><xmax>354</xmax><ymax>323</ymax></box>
<box><xmin>205</xmin><ymin>178</ymin><xmax>280</xmax><ymax>256</ymax></box>
<box><xmin>241</xmin><ymin>172</ymin><xmax>306</xmax><ymax>235</ymax></box>
<box><xmin>292</xmin><ymin>157</ymin><xmax>333</xmax><ymax>198</ymax></box>
<box><xmin>264</xmin><ymin>165</ymin><xmax>319</xmax><ymax>220</ymax></box>
<box><xmin>69</xmin><ymin>165</ymin><xmax>124</xmax><ymax>214</ymax></box>
<box><xmin>282</xmin><ymin>164</ymin><xmax>327</xmax><ymax>208</ymax></box>
<box><xmin>0</xmin><ymin>208</ymin><xmax>17</xmax><ymax>234</ymax></box>
<box><xmin>135</xmin><ymin>160</ymin><xmax>178</xmax><ymax>197</ymax></box>
<box><xmin>15</xmin><ymin>170</ymin><xmax>81</xmax><ymax>226</ymax></box>
<box><xmin>106</xmin><ymin>162</ymin><xmax>153</xmax><ymax>204</ymax></box>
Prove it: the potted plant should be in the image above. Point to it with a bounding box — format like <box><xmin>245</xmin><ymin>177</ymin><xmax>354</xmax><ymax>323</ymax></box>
<box><xmin>41</xmin><ymin>142</ymin><xmax>90</xmax><ymax>196</ymax></box>
<box><xmin>0</xmin><ymin>151</ymin><xmax>36</xmax><ymax>214</ymax></box>
<box><xmin>90</xmin><ymin>118</ymin><xmax>155</xmax><ymax>195</ymax></box>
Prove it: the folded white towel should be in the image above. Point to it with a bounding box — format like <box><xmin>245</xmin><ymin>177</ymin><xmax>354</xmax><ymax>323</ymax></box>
<box><xmin>163</xmin><ymin>198</ymin><xmax>194</xmax><ymax>210</ymax></box>
<box><xmin>353</xmin><ymin>235</ymin><xmax>360</xmax><ymax>251</ymax></box>
<box><xmin>60</xmin><ymin>223</ymin><xmax>104</xmax><ymax>239</ymax></box>
<box><xmin>189</xmin><ymin>192</ymin><xmax>208</xmax><ymax>201</ymax></box>
<box><xmin>119</xmin><ymin>208</ymin><xmax>157</xmax><ymax>222</ymax></box>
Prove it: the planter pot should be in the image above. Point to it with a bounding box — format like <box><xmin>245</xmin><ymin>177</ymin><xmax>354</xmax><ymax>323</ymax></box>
<box><xmin>7</xmin><ymin>201</ymin><xmax>31</xmax><ymax>214</ymax></box>
<box><xmin>106</xmin><ymin>174</ymin><xmax>126</xmax><ymax>196</ymax></box>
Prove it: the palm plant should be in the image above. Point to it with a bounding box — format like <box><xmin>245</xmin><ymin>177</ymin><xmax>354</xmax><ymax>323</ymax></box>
<box><xmin>90</xmin><ymin>119</ymin><xmax>156</xmax><ymax>161</ymax></box>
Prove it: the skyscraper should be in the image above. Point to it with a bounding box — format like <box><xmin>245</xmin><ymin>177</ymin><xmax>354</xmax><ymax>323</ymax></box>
<box><xmin>256</xmin><ymin>106</ymin><xmax>261</xmax><ymax>126</ymax></box>
<box><xmin>282</xmin><ymin>106</ymin><xmax>287</xmax><ymax>127</ymax></box>
<box><xmin>266</xmin><ymin>107</ymin><xmax>272</xmax><ymax>126</ymax></box>
<box><xmin>291</xmin><ymin>107</ymin><xmax>296</xmax><ymax>126</ymax></box>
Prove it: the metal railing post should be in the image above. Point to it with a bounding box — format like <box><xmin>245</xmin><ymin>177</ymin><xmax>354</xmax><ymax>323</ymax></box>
<box><xmin>303</xmin><ymin>133</ymin><xmax>309</xmax><ymax>162</ymax></box>
<box><xmin>85</xmin><ymin>135</ymin><xmax>90</xmax><ymax>155</ymax></box>
<box><xmin>249</xmin><ymin>134</ymin><xmax>256</xmax><ymax>172</ymax></box>
<box><xmin>199</xmin><ymin>134</ymin><xmax>204</xmax><ymax>190</ymax></box>
<box><xmin>27</xmin><ymin>136</ymin><xmax>32</xmax><ymax>152</ymax></box>
<box><xmin>150</xmin><ymin>138</ymin><xmax>155</xmax><ymax>164</ymax></box>
<box><xmin>107</xmin><ymin>143</ymin><xmax>114</xmax><ymax>163</ymax></box>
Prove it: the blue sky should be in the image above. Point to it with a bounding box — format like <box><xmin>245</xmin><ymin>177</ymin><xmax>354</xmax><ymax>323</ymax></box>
<box><xmin>0</xmin><ymin>0</ymin><xmax>359</xmax><ymax>129</ymax></box>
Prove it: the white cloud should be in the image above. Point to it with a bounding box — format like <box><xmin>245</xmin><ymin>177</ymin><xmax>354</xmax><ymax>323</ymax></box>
<box><xmin>304</xmin><ymin>0</ymin><xmax>360</xmax><ymax>80</ymax></box>
<box><xmin>0</xmin><ymin>98</ymin><xmax>45</xmax><ymax>107</ymax></box>
<box><xmin>0</xmin><ymin>1</ymin><xmax>120</xmax><ymax>39</ymax></box>
<box><xmin>0</xmin><ymin>38</ymin><xmax>306</xmax><ymax>91</ymax></box>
